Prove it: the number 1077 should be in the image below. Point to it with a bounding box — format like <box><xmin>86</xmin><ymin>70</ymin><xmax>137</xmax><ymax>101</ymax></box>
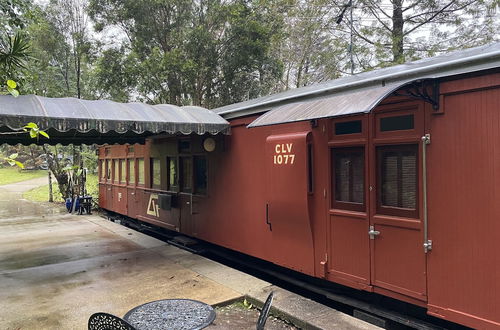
<box><xmin>273</xmin><ymin>154</ymin><xmax>295</xmax><ymax>165</ymax></box>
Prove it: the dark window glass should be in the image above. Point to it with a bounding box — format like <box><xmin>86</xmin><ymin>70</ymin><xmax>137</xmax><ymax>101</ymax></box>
<box><xmin>167</xmin><ymin>157</ymin><xmax>178</xmax><ymax>190</ymax></box>
<box><xmin>380</xmin><ymin>115</ymin><xmax>414</xmax><ymax>132</ymax></box>
<box><xmin>378</xmin><ymin>145</ymin><xmax>418</xmax><ymax>212</ymax></box>
<box><xmin>179</xmin><ymin>140</ymin><xmax>191</xmax><ymax>153</ymax></box>
<box><xmin>335</xmin><ymin>120</ymin><xmax>362</xmax><ymax>135</ymax></box>
<box><xmin>151</xmin><ymin>158</ymin><xmax>161</xmax><ymax>188</ymax></box>
<box><xmin>194</xmin><ymin>156</ymin><xmax>207</xmax><ymax>194</ymax></box>
<box><xmin>106</xmin><ymin>160</ymin><xmax>111</xmax><ymax>180</ymax></box>
<box><xmin>333</xmin><ymin>148</ymin><xmax>364</xmax><ymax>208</ymax></box>
<box><xmin>180</xmin><ymin>157</ymin><xmax>193</xmax><ymax>193</ymax></box>
<box><xmin>307</xmin><ymin>144</ymin><xmax>313</xmax><ymax>193</ymax></box>
<box><xmin>127</xmin><ymin>146</ymin><xmax>134</xmax><ymax>154</ymax></box>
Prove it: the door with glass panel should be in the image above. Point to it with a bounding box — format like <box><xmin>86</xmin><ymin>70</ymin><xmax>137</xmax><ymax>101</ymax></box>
<box><xmin>369</xmin><ymin>103</ymin><xmax>427</xmax><ymax>301</ymax></box>
<box><xmin>328</xmin><ymin>103</ymin><xmax>427</xmax><ymax>300</ymax></box>
<box><xmin>327</xmin><ymin>116</ymin><xmax>371</xmax><ymax>290</ymax></box>
<box><xmin>178</xmin><ymin>155</ymin><xmax>207</xmax><ymax>237</ymax></box>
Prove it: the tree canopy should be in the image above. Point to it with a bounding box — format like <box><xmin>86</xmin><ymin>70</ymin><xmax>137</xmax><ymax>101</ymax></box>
<box><xmin>1</xmin><ymin>0</ymin><xmax>499</xmax><ymax>106</ymax></box>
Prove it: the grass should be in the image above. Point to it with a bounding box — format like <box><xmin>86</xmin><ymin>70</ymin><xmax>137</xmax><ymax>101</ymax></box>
<box><xmin>23</xmin><ymin>181</ymin><xmax>62</xmax><ymax>202</ymax></box>
<box><xmin>23</xmin><ymin>173</ymin><xmax>99</xmax><ymax>204</ymax></box>
<box><xmin>0</xmin><ymin>167</ymin><xmax>47</xmax><ymax>185</ymax></box>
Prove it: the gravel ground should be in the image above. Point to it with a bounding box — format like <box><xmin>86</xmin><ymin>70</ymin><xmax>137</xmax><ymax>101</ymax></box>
<box><xmin>208</xmin><ymin>302</ymin><xmax>299</xmax><ymax>329</ymax></box>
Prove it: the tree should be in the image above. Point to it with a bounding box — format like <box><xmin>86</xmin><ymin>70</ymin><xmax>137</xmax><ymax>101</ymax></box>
<box><xmin>0</xmin><ymin>0</ymin><xmax>31</xmax><ymax>31</ymax></box>
<box><xmin>0</xmin><ymin>33</ymin><xmax>30</xmax><ymax>96</ymax></box>
<box><xmin>351</xmin><ymin>0</ymin><xmax>500</xmax><ymax>66</ymax></box>
<box><xmin>49</xmin><ymin>0</ymin><xmax>91</xmax><ymax>99</ymax></box>
<box><xmin>269</xmin><ymin>0</ymin><xmax>347</xmax><ymax>89</ymax></box>
<box><xmin>88</xmin><ymin>0</ymin><xmax>285</xmax><ymax>107</ymax></box>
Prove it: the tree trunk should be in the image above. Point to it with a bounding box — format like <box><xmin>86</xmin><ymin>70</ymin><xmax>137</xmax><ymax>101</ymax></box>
<box><xmin>392</xmin><ymin>0</ymin><xmax>405</xmax><ymax>63</ymax></box>
<box><xmin>43</xmin><ymin>145</ymin><xmax>71</xmax><ymax>201</ymax></box>
<box><xmin>48</xmin><ymin>170</ymin><xmax>53</xmax><ymax>202</ymax></box>
<box><xmin>76</xmin><ymin>55</ymin><xmax>81</xmax><ymax>99</ymax></box>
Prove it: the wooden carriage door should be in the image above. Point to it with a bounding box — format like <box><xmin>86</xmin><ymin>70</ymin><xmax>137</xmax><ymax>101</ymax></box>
<box><xmin>266</xmin><ymin>132</ymin><xmax>315</xmax><ymax>275</ymax></box>
<box><xmin>327</xmin><ymin>116</ymin><xmax>371</xmax><ymax>290</ymax></box>
<box><xmin>368</xmin><ymin>103</ymin><xmax>427</xmax><ymax>301</ymax></box>
<box><xmin>179</xmin><ymin>155</ymin><xmax>207</xmax><ymax>237</ymax></box>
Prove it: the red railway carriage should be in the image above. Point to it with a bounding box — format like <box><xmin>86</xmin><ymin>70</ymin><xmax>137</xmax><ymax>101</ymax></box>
<box><xmin>99</xmin><ymin>43</ymin><xmax>500</xmax><ymax>329</ymax></box>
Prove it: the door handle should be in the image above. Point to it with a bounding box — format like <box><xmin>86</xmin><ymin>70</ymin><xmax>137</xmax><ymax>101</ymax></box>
<box><xmin>368</xmin><ymin>225</ymin><xmax>380</xmax><ymax>239</ymax></box>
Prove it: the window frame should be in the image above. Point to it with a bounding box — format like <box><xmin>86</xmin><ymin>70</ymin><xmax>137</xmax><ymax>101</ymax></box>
<box><xmin>193</xmin><ymin>155</ymin><xmax>208</xmax><ymax>195</ymax></box>
<box><xmin>331</xmin><ymin>146</ymin><xmax>366</xmax><ymax>212</ymax></box>
<box><xmin>374</xmin><ymin>106</ymin><xmax>422</xmax><ymax>139</ymax></box>
<box><xmin>127</xmin><ymin>158</ymin><xmax>136</xmax><ymax>186</ymax></box>
<box><xmin>171</xmin><ymin>154</ymin><xmax>208</xmax><ymax>196</ymax></box>
<box><xmin>119</xmin><ymin>159</ymin><xmax>126</xmax><ymax>184</ymax></box>
<box><xmin>376</xmin><ymin>144</ymin><xmax>419</xmax><ymax>218</ymax></box>
<box><xmin>106</xmin><ymin>159</ymin><xmax>111</xmax><ymax>181</ymax></box>
<box><xmin>137</xmin><ymin>158</ymin><xmax>145</xmax><ymax>186</ymax></box>
<box><xmin>330</xmin><ymin>116</ymin><xmax>367</xmax><ymax>141</ymax></box>
<box><xmin>150</xmin><ymin>157</ymin><xmax>161</xmax><ymax>189</ymax></box>
<box><xmin>99</xmin><ymin>160</ymin><xmax>105</xmax><ymax>182</ymax></box>
<box><xmin>179</xmin><ymin>156</ymin><xmax>193</xmax><ymax>193</ymax></box>
<box><xmin>166</xmin><ymin>156</ymin><xmax>179</xmax><ymax>192</ymax></box>
<box><xmin>113</xmin><ymin>159</ymin><xmax>119</xmax><ymax>183</ymax></box>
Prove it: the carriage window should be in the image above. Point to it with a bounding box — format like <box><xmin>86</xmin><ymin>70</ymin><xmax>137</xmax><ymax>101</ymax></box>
<box><xmin>100</xmin><ymin>160</ymin><xmax>105</xmax><ymax>180</ymax></box>
<box><xmin>332</xmin><ymin>147</ymin><xmax>364</xmax><ymax>211</ymax></box>
<box><xmin>378</xmin><ymin>145</ymin><xmax>418</xmax><ymax>217</ymax></box>
<box><xmin>335</xmin><ymin>120</ymin><xmax>362</xmax><ymax>135</ymax></box>
<box><xmin>113</xmin><ymin>160</ymin><xmax>119</xmax><ymax>183</ymax></box>
<box><xmin>128</xmin><ymin>159</ymin><xmax>135</xmax><ymax>185</ymax></box>
<box><xmin>120</xmin><ymin>159</ymin><xmax>126</xmax><ymax>183</ymax></box>
<box><xmin>180</xmin><ymin>157</ymin><xmax>193</xmax><ymax>193</ymax></box>
<box><xmin>137</xmin><ymin>158</ymin><xmax>145</xmax><ymax>185</ymax></box>
<box><xmin>194</xmin><ymin>156</ymin><xmax>207</xmax><ymax>194</ymax></box>
<box><xmin>167</xmin><ymin>157</ymin><xmax>178</xmax><ymax>191</ymax></box>
<box><xmin>380</xmin><ymin>115</ymin><xmax>414</xmax><ymax>132</ymax></box>
<box><xmin>127</xmin><ymin>145</ymin><xmax>134</xmax><ymax>154</ymax></box>
<box><xmin>106</xmin><ymin>160</ymin><xmax>111</xmax><ymax>180</ymax></box>
<box><xmin>151</xmin><ymin>158</ymin><xmax>161</xmax><ymax>189</ymax></box>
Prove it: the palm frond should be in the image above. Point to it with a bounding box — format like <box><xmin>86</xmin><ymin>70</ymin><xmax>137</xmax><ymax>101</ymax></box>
<box><xmin>0</xmin><ymin>33</ymin><xmax>30</xmax><ymax>71</ymax></box>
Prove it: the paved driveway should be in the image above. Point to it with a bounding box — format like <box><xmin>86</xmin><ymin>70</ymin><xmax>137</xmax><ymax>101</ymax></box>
<box><xmin>0</xmin><ymin>179</ymin><xmax>243</xmax><ymax>329</ymax></box>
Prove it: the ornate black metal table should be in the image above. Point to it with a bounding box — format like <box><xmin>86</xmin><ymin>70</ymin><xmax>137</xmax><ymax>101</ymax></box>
<box><xmin>123</xmin><ymin>299</ymin><xmax>216</xmax><ymax>330</ymax></box>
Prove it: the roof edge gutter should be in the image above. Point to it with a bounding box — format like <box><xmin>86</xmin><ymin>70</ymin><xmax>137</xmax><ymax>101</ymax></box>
<box><xmin>219</xmin><ymin>48</ymin><xmax>500</xmax><ymax>119</ymax></box>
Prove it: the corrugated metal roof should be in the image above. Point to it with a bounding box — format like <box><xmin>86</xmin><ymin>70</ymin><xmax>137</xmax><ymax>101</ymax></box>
<box><xmin>215</xmin><ymin>42</ymin><xmax>500</xmax><ymax>121</ymax></box>
<box><xmin>0</xmin><ymin>95</ymin><xmax>230</xmax><ymax>145</ymax></box>
<box><xmin>248</xmin><ymin>81</ymin><xmax>412</xmax><ymax>127</ymax></box>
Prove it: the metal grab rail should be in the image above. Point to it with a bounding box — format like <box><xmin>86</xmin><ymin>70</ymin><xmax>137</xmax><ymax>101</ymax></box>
<box><xmin>422</xmin><ymin>134</ymin><xmax>432</xmax><ymax>253</ymax></box>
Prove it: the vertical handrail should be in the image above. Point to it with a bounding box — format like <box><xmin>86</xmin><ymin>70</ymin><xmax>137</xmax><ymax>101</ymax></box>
<box><xmin>422</xmin><ymin>134</ymin><xmax>432</xmax><ymax>253</ymax></box>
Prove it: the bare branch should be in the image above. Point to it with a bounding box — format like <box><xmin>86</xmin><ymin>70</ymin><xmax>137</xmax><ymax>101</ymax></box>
<box><xmin>403</xmin><ymin>0</ymin><xmax>457</xmax><ymax>36</ymax></box>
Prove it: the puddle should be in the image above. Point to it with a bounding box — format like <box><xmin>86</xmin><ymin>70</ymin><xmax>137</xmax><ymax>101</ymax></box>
<box><xmin>0</xmin><ymin>238</ymin><xmax>141</xmax><ymax>271</ymax></box>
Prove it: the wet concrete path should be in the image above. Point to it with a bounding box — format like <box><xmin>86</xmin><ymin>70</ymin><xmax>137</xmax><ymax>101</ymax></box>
<box><xmin>0</xmin><ymin>178</ymin><xmax>379</xmax><ymax>330</ymax></box>
<box><xmin>0</xmin><ymin>179</ymin><xmax>243</xmax><ymax>329</ymax></box>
